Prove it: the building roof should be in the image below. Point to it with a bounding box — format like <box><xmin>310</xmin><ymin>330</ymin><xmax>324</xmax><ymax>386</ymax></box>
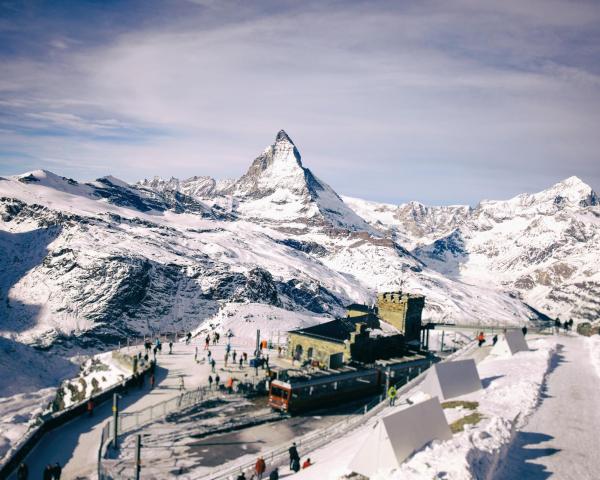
<box><xmin>290</xmin><ymin>318</ymin><xmax>358</xmax><ymax>343</ymax></box>
<box><xmin>346</xmin><ymin>303</ymin><xmax>373</xmax><ymax>313</ymax></box>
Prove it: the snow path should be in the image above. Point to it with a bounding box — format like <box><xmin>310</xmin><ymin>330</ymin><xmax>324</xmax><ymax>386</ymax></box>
<box><xmin>496</xmin><ymin>335</ymin><xmax>600</xmax><ymax>480</ymax></box>
<box><xmin>10</xmin><ymin>340</ymin><xmax>260</xmax><ymax>480</ymax></box>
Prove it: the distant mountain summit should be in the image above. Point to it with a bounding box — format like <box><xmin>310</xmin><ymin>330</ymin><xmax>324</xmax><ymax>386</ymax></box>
<box><xmin>142</xmin><ymin>130</ymin><xmax>373</xmax><ymax>232</ymax></box>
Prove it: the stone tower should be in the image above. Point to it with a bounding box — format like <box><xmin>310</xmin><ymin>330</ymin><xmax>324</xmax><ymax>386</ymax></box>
<box><xmin>377</xmin><ymin>292</ymin><xmax>425</xmax><ymax>342</ymax></box>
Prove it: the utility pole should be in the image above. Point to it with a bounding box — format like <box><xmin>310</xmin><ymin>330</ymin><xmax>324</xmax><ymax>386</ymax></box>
<box><xmin>112</xmin><ymin>393</ymin><xmax>119</xmax><ymax>449</ymax></box>
<box><xmin>134</xmin><ymin>434</ymin><xmax>141</xmax><ymax>480</ymax></box>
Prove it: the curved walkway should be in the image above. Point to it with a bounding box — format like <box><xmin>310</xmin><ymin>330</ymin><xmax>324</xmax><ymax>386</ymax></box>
<box><xmin>495</xmin><ymin>334</ymin><xmax>600</xmax><ymax>480</ymax></box>
<box><xmin>11</xmin><ymin>340</ymin><xmax>257</xmax><ymax>480</ymax></box>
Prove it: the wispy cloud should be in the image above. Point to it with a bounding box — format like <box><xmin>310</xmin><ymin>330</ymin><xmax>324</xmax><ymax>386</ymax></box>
<box><xmin>0</xmin><ymin>0</ymin><xmax>599</xmax><ymax>204</ymax></box>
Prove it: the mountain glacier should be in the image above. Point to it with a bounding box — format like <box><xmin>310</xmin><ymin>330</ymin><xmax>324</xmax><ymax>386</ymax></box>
<box><xmin>3</xmin><ymin>130</ymin><xmax>587</xmax><ymax>353</ymax></box>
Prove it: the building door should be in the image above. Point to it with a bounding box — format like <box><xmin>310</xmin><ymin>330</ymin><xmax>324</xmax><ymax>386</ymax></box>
<box><xmin>294</xmin><ymin>345</ymin><xmax>303</xmax><ymax>360</ymax></box>
<box><xmin>307</xmin><ymin>347</ymin><xmax>314</xmax><ymax>359</ymax></box>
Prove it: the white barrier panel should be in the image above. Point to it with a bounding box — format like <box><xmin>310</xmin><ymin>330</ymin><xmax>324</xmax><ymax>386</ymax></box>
<box><xmin>348</xmin><ymin>397</ymin><xmax>452</xmax><ymax>477</ymax></box>
<box><xmin>420</xmin><ymin>359</ymin><xmax>482</xmax><ymax>401</ymax></box>
<box><xmin>491</xmin><ymin>330</ymin><xmax>529</xmax><ymax>356</ymax></box>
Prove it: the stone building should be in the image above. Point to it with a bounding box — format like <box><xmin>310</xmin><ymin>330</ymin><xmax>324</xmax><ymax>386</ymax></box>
<box><xmin>345</xmin><ymin>303</ymin><xmax>379</xmax><ymax>329</ymax></box>
<box><xmin>288</xmin><ymin>318</ymin><xmax>406</xmax><ymax>367</ymax></box>
<box><xmin>376</xmin><ymin>292</ymin><xmax>425</xmax><ymax>343</ymax></box>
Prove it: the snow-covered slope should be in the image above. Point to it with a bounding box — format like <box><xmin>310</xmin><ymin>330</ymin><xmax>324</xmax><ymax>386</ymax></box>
<box><xmin>347</xmin><ymin>177</ymin><xmax>600</xmax><ymax>322</ymax></box>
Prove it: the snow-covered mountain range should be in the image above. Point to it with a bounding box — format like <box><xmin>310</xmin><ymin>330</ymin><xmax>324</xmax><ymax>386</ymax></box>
<box><xmin>346</xmin><ymin>176</ymin><xmax>600</xmax><ymax>323</ymax></box>
<box><xmin>2</xmin><ymin>129</ymin><xmax>594</xmax><ymax>352</ymax></box>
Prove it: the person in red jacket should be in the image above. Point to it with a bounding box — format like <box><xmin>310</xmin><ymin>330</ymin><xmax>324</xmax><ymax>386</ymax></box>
<box><xmin>302</xmin><ymin>458</ymin><xmax>312</xmax><ymax>469</ymax></box>
<box><xmin>255</xmin><ymin>456</ymin><xmax>266</xmax><ymax>479</ymax></box>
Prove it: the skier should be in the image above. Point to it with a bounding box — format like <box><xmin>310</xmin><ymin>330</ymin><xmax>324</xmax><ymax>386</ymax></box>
<box><xmin>87</xmin><ymin>398</ymin><xmax>94</xmax><ymax>416</ymax></box>
<box><xmin>179</xmin><ymin>375</ymin><xmax>185</xmax><ymax>391</ymax></box>
<box><xmin>186</xmin><ymin>332</ymin><xmax>192</xmax><ymax>345</ymax></box>
<box><xmin>302</xmin><ymin>458</ymin><xmax>312</xmax><ymax>469</ymax></box>
<box><xmin>233</xmin><ymin>350</ymin><xmax>237</xmax><ymax>363</ymax></box>
<box><xmin>226</xmin><ymin>376</ymin><xmax>234</xmax><ymax>393</ymax></box>
<box><xmin>215</xmin><ymin>374</ymin><xmax>220</xmax><ymax>389</ymax></box>
<box><xmin>568</xmin><ymin>319</ymin><xmax>574</xmax><ymax>330</ymax></box>
<box><xmin>269</xmin><ymin>467</ymin><xmax>279</xmax><ymax>480</ymax></box>
<box><xmin>211</xmin><ymin>358</ymin><xmax>216</xmax><ymax>373</ymax></box>
<box><xmin>17</xmin><ymin>462</ymin><xmax>28</xmax><ymax>480</ymax></box>
<box><xmin>236</xmin><ymin>473</ymin><xmax>246</xmax><ymax>480</ymax></box>
<box><xmin>477</xmin><ymin>331</ymin><xmax>486</xmax><ymax>347</ymax></box>
<box><xmin>205</xmin><ymin>335</ymin><xmax>210</xmax><ymax>350</ymax></box>
<box><xmin>388</xmin><ymin>385</ymin><xmax>397</xmax><ymax>406</ymax></box>
<box><xmin>194</xmin><ymin>346</ymin><xmax>198</xmax><ymax>363</ymax></box>
<box><xmin>288</xmin><ymin>442</ymin><xmax>300</xmax><ymax>470</ymax></box>
<box><xmin>255</xmin><ymin>456</ymin><xmax>266</xmax><ymax>480</ymax></box>
<box><xmin>492</xmin><ymin>334</ymin><xmax>498</xmax><ymax>346</ymax></box>
<box><xmin>563</xmin><ymin>321</ymin><xmax>569</xmax><ymax>333</ymax></box>
<box><xmin>243</xmin><ymin>352</ymin><xmax>248</xmax><ymax>362</ymax></box>
<box><xmin>208</xmin><ymin>375</ymin><xmax>213</xmax><ymax>389</ymax></box>
<box><xmin>521</xmin><ymin>326</ymin><xmax>528</xmax><ymax>336</ymax></box>
<box><xmin>554</xmin><ymin>318</ymin><xmax>561</xmax><ymax>334</ymax></box>
<box><xmin>239</xmin><ymin>357</ymin><xmax>243</xmax><ymax>369</ymax></box>
<box><xmin>169</xmin><ymin>341</ymin><xmax>173</xmax><ymax>354</ymax></box>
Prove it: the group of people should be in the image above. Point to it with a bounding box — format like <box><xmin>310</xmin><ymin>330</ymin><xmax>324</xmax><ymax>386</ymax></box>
<box><xmin>235</xmin><ymin>443</ymin><xmax>311</xmax><ymax>480</ymax></box>
<box><xmin>555</xmin><ymin>318</ymin><xmax>573</xmax><ymax>333</ymax></box>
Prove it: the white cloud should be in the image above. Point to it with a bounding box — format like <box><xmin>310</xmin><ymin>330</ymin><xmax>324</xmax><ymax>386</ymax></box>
<box><xmin>1</xmin><ymin>0</ymin><xmax>599</xmax><ymax>203</ymax></box>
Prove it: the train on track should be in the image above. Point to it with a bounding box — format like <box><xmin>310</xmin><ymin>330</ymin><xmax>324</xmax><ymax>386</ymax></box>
<box><xmin>268</xmin><ymin>355</ymin><xmax>433</xmax><ymax>413</ymax></box>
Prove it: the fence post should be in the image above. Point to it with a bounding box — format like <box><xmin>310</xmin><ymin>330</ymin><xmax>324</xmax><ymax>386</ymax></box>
<box><xmin>112</xmin><ymin>393</ymin><xmax>119</xmax><ymax>449</ymax></box>
<box><xmin>135</xmin><ymin>434</ymin><xmax>141</xmax><ymax>480</ymax></box>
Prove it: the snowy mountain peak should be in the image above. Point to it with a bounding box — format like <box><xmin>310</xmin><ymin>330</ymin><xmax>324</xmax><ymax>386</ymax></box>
<box><xmin>547</xmin><ymin>176</ymin><xmax>597</xmax><ymax>206</ymax></box>
<box><xmin>275</xmin><ymin>129</ymin><xmax>295</xmax><ymax>145</ymax></box>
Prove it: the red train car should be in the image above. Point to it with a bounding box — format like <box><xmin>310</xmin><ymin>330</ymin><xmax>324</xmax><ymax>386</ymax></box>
<box><xmin>268</xmin><ymin>356</ymin><xmax>431</xmax><ymax>413</ymax></box>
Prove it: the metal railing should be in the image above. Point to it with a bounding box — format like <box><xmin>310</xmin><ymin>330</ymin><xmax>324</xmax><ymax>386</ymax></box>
<box><xmin>117</xmin><ymin>386</ymin><xmax>241</xmax><ymax>434</ymax></box>
<box><xmin>98</xmin><ymin>385</ymin><xmax>245</xmax><ymax>479</ymax></box>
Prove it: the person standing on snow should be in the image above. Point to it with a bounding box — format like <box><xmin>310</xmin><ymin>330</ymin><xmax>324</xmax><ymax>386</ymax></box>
<box><xmin>169</xmin><ymin>341</ymin><xmax>173</xmax><ymax>354</ymax></box>
<box><xmin>268</xmin><ymin>467</ymin><xmax>279</xmax><ymax>480</ymax></box>
<box><xmin>388</xmin><ymin>385</ymin><xmax>397</xmax><ymax>406</ymax></box>
<box><xmin>255</xmin><ymin>456</ymin><xmax>266</xmax><ymax>479</ymax></box>
<box><xmin>288</xmin><ymin>442</ymin><xmax>300</xmax><ymax>470</ymax></box>
<box><xmin>477</xmin><ymin>331</ymin><xmax>486</xmax><ymax>347</ymax></box>
<box><xmin>492</xmin><ymin>334</ymin><xmax>498</xmax><ymax>346</ymax></box>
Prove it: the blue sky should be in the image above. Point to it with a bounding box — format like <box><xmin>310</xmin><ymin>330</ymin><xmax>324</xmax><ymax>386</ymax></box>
<box><xmin>1</xmin><ymin>0</ymin><xmax>599</xmax><ymax>205</ymax></box>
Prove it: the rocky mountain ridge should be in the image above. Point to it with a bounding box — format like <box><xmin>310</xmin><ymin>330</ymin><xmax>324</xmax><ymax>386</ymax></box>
<box><xmin>348</xmin><ymin>176</ymin><xmax>600</xmax><ymax>322</ymax></box>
